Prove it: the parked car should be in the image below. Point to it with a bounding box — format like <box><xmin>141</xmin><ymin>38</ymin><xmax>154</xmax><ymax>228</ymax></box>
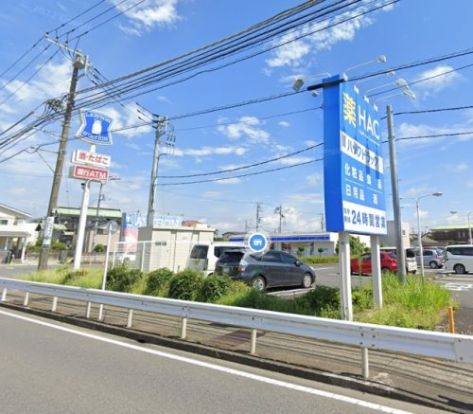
<box><xmin>351</xmin><ymin>252</ymin><xmax>398</xmax><ymax>275</ymax></box>
<box><xmin>187</xmin><ymin>242</ymin><xmax>244</xmax><ymax>276</ymax></box>
<box><xmin>444</xmin><ymin>245</ymin><xmax>473</xmax><ymax>274</ymax></box>
<box><xmin>379</xmin><ymin>247</ymin><xmax>417</xmax><ymax>273</ymax></box>
<box><xmin>215</xmin><ymin>249</ymin><xmax>316</xmax><ymax>291</ymax></box>
<box><xmin>415</xmin><ymin>248</ymin><xmax>445</xmax><ymax>269</ymax></box>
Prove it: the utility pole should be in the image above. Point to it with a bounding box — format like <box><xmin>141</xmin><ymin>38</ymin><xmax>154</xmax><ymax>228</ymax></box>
<box><xmin>147</xmin><ymin>116</ymin><xmax>169</xmax><ymax>228</ymax></box>
<box><xmin>386</xmin><ymin>105</ymin><xmax>406</xmax><ymax>283</ymax></box>
<box><xmin>255</xmin><ymin>203</ymin><xmax>263</xmax><ymax>231</ymax></box>
<box><xmin>275</xmin><ymin>205</ymin><xmax>284</xmax><ymax>233</ymax></box>
<box><xmin>38</xmin><ymin>52</ymin><xmax>86</xmax><ymax>270</ymax></box>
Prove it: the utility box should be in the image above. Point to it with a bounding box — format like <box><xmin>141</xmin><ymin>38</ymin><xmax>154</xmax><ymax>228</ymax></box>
<box><xmin>137</xmin><ymin>224</ymin><xmax>215</xmax><ymax>272</ymax></box>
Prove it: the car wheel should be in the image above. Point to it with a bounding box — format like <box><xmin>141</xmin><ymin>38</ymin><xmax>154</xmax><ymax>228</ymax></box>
<box><xmin>429</xmin><ymin>261</ymin><xmax>438</xmax><ymax>269</ymax></box>
<box><xmin>252</xmin><ymin>275</ymin><xmax>266</xmax><ymax>291</ymax></box>
<box><xmin>454</xmin><ymin>264</ymin><xmax>466</xmax><ymax>274</ymax></box>
<box><xmin>301</xmin><ymin>273</ymin><xmax>313</xmax><ymax>288</ymax></box>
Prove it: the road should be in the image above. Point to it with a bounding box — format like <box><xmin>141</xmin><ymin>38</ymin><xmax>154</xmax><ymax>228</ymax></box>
<box><xmin>0</xmin><ymin>308</ymin><xmax>447</xmax><ymax>414</ymax></box>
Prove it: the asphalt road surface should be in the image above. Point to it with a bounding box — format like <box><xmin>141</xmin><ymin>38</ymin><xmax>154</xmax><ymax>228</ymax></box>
<box><xmin>0</xmin><ymin>308</ymin><xmax>448</xmax><ymax>414</ymax></box>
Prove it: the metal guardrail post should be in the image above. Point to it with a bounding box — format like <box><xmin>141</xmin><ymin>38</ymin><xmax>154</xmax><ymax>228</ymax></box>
<box><xmin>51</xmin><ymin>296</ymin><xmax>58</xmax><ymax>312</ymax></box>
<box><xmin>250</xmin><ymin>329</ymin><xmax>257</xmax><ymax>355</ymax></box>
<box><xmin>1</xmin><ymin>288</ymin><xmax>8</xmax><ymax>302</ymax></box>
<box><xmin>127</xmin><ymin>309</ymin><xmax>134</xmax><ymax>328</ymax></box>
<box><xmin>180</xmin><ymin>317</ymin><xmax>188</xmax><ymax>339</ymax></box>
<box><xmin>361</xmin><ymin>347</ymin><xmax>369</xmax><ymax>379</ymax></box>
<box><xmin>23</xmin><ymin>292</ymin><xmax>30</xmax><ymax>307</ymax></box>
<box><xmin>98</xmin><ymin>304</ymin><xmax>104</xmax><ymax>321</ymax></box>
<box><xmin>85</xmin><ymin>301</ymin><xmax>92</xmax><ymax>319</ymax></box>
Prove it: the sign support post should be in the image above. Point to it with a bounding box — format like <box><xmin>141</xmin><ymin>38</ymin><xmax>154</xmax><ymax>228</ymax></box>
<box><xmin>370</xmin><ymin>235</ymin><xmax>383</xmax><ymax>307</ymax></box>
<box><xmin>339</xmin><ymin>232</ymin><xmax>353</xmax><ymax>321</ymax></box>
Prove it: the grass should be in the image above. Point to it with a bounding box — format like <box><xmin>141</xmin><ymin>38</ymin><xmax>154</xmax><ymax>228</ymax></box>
<box><xmin>22</xmin><ymin>267</ymin><xmax>454</xmax><ymax>330</ymax></box>
<box><xmin>300</xmin><ymin>255</ymin><xmax>339</xmax><ymax>265</ymax></box>
<box><xmin>23</xmin><ymin>266</ymin><xmax>103</xmax><ymax>289</ymax></box>
<box><xmin>355</xmin><ymin>273</ymin><xmax>455</xmax><ymax>329</ymax></box>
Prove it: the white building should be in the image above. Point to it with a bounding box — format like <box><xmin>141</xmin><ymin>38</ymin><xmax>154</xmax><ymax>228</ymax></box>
<box><xmin>136</xmin><ymin>222</ymin><xmax>215</xmax><ymax>272</ymax></box>
<box><xmin>0</xmin><ymin>203</ymin><xmax>37</xmax><ymax>262</ymax></box>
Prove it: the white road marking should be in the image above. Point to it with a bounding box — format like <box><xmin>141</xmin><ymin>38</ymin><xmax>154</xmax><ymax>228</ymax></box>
<box><xmin>0</xmin><ymin>309</ymin><xmax>412</xmax><ymax>414</ymax></box>
<box><xmin>443</xmin><ymin>283</ymin><xmax>473</xmax><ymax>292</ymax></box>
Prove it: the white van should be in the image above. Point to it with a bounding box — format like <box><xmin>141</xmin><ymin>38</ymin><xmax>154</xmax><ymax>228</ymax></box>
<box><xmin>187</xmin><ymin>242</ymin><xmax>245</xmax><ymax>276</ymax></box>
<box><xmin>444</xmin><ymin>245</ymin><xmax>473</xmax><ymax>274</ymax></box>
<box><xmin>380</xmin><ymin>247</ymin><xmax>418</xmax><ymax>273</ymax></box>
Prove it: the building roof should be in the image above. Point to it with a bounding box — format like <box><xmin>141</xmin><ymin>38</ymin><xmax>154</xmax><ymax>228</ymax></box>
<box><xmin>431</xmin><ymin>224</ymin><xmax>472</xmax><ymax>231</ymax></box>
<box><xmin>0</xmin><ymin>203</ymin><xmax>31</xmax><ymax>219</ymax></box>
<box><xmin>55</xmin><ymin>207</ymin><xmax>122</xmax><ymax>219</ymax></box>
<box><xmin>0</xmin><ymin>230</ymin><xmax>31</xmax><ymax>238</ymax></box>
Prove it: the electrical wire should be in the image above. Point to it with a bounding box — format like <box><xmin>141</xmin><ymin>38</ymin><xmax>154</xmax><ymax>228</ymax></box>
<box><xmin>394</xmin><ymin>104</ymin><xmax>473</xmax><ymax>116</ymax></box>
<box><xmin>158</xmin><ymin>158</ymin><xmax>323</xmax><ymax>186</ymax></box>
<box><xmin>159</xmin><ymin>143</ymin><xmax>323</xmax><ymax>178</ymax></box>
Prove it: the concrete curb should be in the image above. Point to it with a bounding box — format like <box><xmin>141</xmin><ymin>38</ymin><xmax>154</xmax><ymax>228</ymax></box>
<box><xmin>2</xmin><ymin>302</ymin><xmax>470</xmax><ymax>413</ymax></box>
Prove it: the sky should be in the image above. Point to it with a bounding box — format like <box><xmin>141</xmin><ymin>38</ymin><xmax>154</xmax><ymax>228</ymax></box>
<box><xmin>1</xmin><ymin>0</ymin><xmax>473</xmax><ymax>235</ymax></box>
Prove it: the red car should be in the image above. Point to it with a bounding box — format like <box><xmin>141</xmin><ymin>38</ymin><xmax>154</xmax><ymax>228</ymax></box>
<box><xmin>351</xmin><ymin>252</ymin><xmax>398</xmax><ymax>275</ymax></box>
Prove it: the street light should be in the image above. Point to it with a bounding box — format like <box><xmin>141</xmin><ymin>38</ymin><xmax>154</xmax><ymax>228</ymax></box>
<box><xmin>417</xmin><ymin>192</ymin><xmax>443</xmax><ymax>278</ymax></box>
<box><xmin>292</xmin><ymin>72</ymin><xmax>332</xmax><ymax>92</ymax></box>
<box><xmin>374</xmin><ymin>87</ymin><xmax>416</xmax><ymax>104</ymax></box>
<box><xmin>344</xmin><ymin>54</ymin><xmax>387</xmax><ymax>75</ymax></box>
<box><xmin>449</xmin><ymin>210</ymin><xmax>473</xmax><ymax>244</ymax></box>
<box><xmin>365</xmin><ymin>78</ymin><xmax>408</xmax><ymax>95</ymax></box>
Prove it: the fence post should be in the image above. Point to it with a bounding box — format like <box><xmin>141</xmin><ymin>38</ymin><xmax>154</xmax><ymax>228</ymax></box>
<box><xmin>180</xmin><ymin>317</ymin><xmax>188</xmax><ymax>339</ymax></box>
<box><xmin>51</xmin><ymin>296</ymin><xmax>58</xmax><ymax>312</ymax></box>
<box><xmin>98</xmin><ymin>304</ymin><xmax>104</xmax><ymax>321</ymax></box>
<box><xmin>127</xmin><ymin>309</ymin><xmax>134</xmax><ymax>328</ymax></box>
<box><xmin>23</xmin><ymin>292</ymin><xmax>30</xmax><ymax>307</ymax></box>
<box><xmin>250</xmin><ymin>329</ymin><xmax>257</xmax><ymax>355</ymax></box>
<box><xmin>1</xmin><ymin>288</ymin><xmax>7</xmax><ymax>302</ymax></box>
<box><xmin>85</xmin><ymin>301</ymin><xmax>92</xmax><ymax>319</ymax></box>
<box><xmin>361</xmin><ymin>347</ymin><xmax>369</xmax><ymax>380</ymax></box>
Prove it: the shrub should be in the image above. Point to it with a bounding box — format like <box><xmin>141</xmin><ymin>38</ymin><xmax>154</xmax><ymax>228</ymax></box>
<box><xmin>168</xmin><ymin>270</ymin><xmax>204</xmax><ymax>301</ymax></box>
<box><xmin>199</xmin><ymin>275</ymin><xmax>233</xmax><ymax>302</ymax></box>
<box><xmin>63</xmin><ymin>269</ymin><xmax>87</xmax><ymax>284</ymax></box>
<box><xmin>145</xmin><ymin>268</ymin><xmax>174</xmax><ymax>296</ymax></box>
<box><xmin>107</xmin><ymin>265</ymin><xmax>142</xmax><ymax>292</ymax></box>
<box><xmin>304</xmin><ymin>286</ymin><xmax>340</xmax><ymax>314</ymax></box>
<box><xmin>93</xmin><ymin>244</ymin><xmax>106</xmax><ymax>253</ymax></box>
<box><xmin>300</xmin><ymin>255</ymin><xmax>338</xmax><ymax>265</ymax></box>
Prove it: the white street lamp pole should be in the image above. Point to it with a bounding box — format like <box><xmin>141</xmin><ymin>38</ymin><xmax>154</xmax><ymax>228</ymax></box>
<box><xmin>468</xmin><ymin>212</ymin><xmax>473</xmax><ymax>245</ymax></box>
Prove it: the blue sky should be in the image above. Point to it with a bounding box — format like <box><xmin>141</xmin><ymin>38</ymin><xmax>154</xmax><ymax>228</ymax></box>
<box><xmin>1</xmin><ymin>0</ymin><xmax>473</xmax><ymax>234</ymax></box>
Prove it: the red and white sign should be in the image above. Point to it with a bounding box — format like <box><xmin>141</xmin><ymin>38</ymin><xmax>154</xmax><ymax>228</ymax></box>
<box><xmin>70</xmin><ymin>165</ymin><xmax>109</xmax><ymax>182</ymax></box>
<box><xmin>72</xmin><ymin>149</ymin><xmax>111</xmax><ymax>168</ymax></box>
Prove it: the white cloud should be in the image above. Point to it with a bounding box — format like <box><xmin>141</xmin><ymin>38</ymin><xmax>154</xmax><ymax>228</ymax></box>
<box><xmin>306</xmin><ymin>172</ymin><xmax>322</xmax><ymax>186</ymax></box>
<box><xmin>287</xmin><ymin>192</ymin><xmax>324</xmax><ymax>205</ymax></box>
<box><xmin>174</xmin><ymin>146</ymin><xmax>247</xmax><ymax>158</ymax></box>
<box><xmin>278</xmin><ymin>156</ymin><xmax>313</xmax><ymax>166</ymax></box>
<box><xmin>278</xmin><ymin>121</ymin><xmax>291</xmax><ymax>128</ymax></box>
<box><xmin>112</xmin><ymin>0</ymin><xmax>180</xmax><ymax>35</ymax></box>
<box><xmin>449</xmin><ymin>162</ymin><xmax>469</xmax><ymax>173</ymax></box>
<box><xmin>266</xmin><ymin>1</ymin><xmax>393</xmax><ymax>69</ymax></box>
<box><xmin>261</xmin><ymin>205</ymin><xmax>324</xmax><ymax>232</ymax></box>
<box><xmin>415</xmin><ymin>65</ymin><xmax>462</xmax><ymax>97</ymax></box>
<box><xmin>218</xmin><ymin>116</ymin><xmax>270</xmax><ymax>144</ymax></box>
<box><xmin>215</xmin><ymin>177</ymin><xmax>241</xmax><ymax>185</ymax></box>
<box><xmin>416</xmin><ymin>209</ymin><xmax>429</xmax><ymax>219</ymax></box>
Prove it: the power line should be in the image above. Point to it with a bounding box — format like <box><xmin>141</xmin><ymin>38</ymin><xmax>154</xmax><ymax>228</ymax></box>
<box><xmin>396</xmin><ymin>130</ymin><xmax>473</xmax><ymax>141</ymax></box>
<box><xmin>158</xmin><ymin>158</ymin><xmax>322</xmax><ymax>186</ymax></box>
<box><xmin>159</xmin><ymin>143</ymin><xmax>323</xmax><ymax>178</ymax></box>
<box><xmin>394</xmin><ymin>104</ymin><xmax>473</xmax><ymax>116</ymax></box>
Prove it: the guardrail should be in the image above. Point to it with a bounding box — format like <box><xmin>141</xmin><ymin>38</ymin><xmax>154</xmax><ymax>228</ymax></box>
<box><xmin>1</xmin><ymin>277</ymin><xmax>472</xmax><ymax>379</ymax></box>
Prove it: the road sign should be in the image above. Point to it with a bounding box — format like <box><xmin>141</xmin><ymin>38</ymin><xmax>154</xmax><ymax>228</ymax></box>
<box><xmin>69</xmin><ymin>165</ymin><xmax>109</xmax><ymax>182</ymax></box>
<box><xmin>76</xmin><ymin>110</ymin><xmax>113</xmax><ymax>145</ymax></box>
<box><xmin>72</xmin><ymin>149</ymin><xmax>111</xmax><ymax>168</ymax></box>
<box><xmin>246</xmin><ymin>232</ymin><xmax>270</xmax><ymax>253</ymax></box>
<box><xmin>323</xmin><ymin>75</ymin><xmax>386</xmax><ymax>235</ymax></box>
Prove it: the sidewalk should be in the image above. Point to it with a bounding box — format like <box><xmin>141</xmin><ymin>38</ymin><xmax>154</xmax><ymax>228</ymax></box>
<box><xmin>2</xmin><ymin>291</ymin><xmax>473</xmax><ymax>413</ymax></box>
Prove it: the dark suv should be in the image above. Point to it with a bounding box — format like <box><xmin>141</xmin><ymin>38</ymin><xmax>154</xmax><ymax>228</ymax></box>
<box><xmin>215</xmin><ymin>249</ymin><xmax>316</xmax><ymax>291</ymax></box>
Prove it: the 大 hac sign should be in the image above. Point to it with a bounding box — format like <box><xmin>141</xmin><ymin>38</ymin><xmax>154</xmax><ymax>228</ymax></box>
<box><xmin>323</xmin><ymin>75</ymin><xmax>386</xmax><ymax>235</ymax></box>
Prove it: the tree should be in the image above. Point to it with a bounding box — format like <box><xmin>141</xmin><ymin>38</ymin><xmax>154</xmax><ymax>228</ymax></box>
<box><xmin>335</xmin><ymin>236</ymin><xmax>368</xmax><ymax>256</ymax></box>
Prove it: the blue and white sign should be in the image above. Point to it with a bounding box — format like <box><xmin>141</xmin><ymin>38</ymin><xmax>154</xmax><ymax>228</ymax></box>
<box><xmin>76</xmin><ymin>111</ymin><xmax>113</xmax><ymax>145</ymax></box>
<box><xmin>323</xmin><ymin>75</ymin><xmax>386</xmax><ymax>235</ymax></box>
<box><xmin>246</xmin><ymin>232</ymin><xmax>270</xmax><ymax>253</ymax></box>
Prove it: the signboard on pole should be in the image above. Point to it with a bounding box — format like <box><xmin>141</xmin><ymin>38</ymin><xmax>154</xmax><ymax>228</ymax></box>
<box><xmin>76</xmin><ymin>111</ymin><xmax>113</xmax><ymax>145</ymax></box>
<box><xmin>69</xmin><ymin>165</ymin><xmax>109</xmax><ymax>181</ymax></box>
<box><xmin>323</xmin><ymin>75</ymin><xmax>386</xmax><ymax>235</ymax></box>
<box><xmin>42</xmin><ymin>216</ymin><xmax>55</xmax><ymax>246</ymax></box>
<box><xmin>72</xmin><ymin>149</ymin><xmax>111</xmax><ymax>168</ymax></box>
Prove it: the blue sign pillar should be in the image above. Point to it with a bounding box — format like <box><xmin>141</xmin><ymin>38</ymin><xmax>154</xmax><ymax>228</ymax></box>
<box><xmin>323</xmin><ymin>75</ymin><xmax>386</xmax><ymax>236</ymax></box>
